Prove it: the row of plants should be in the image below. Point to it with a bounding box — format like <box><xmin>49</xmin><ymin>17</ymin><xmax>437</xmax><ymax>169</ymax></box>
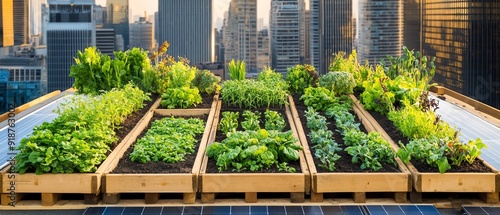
<box><xmin>206</xmin><ymin>110</ymin><xmax>302</xmax><ymax>172</ymax></box>
<box><xmin>15</xmin><ymin>84</ymin><xmax>150</xmax><ymax>174</ymax></box>
<box><xmin>331</xmin><ymin>47</ymin><xmax>487</xmax><ymax>173</ymax></box>
<box><xmin>129</xmin><ymin>116</ymin><xmax>205</xmax><ymax>164</ymax></box>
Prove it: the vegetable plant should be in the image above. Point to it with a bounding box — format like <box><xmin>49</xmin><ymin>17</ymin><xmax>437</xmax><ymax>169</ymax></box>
<box><xmin>129</xmin><ymin>117</ymin><xmax>205</xmax><ymax>163</ymax></box>
<box><xmin>228</xmin><ymin>59</ymin><xmax>246</xmax><ymax>80</ymax></box>
<box><xmin>160</xmin><ymin>87</ymin><xmax>202</xmax><ymax>109</ymax></box>
<box><xmin>319</xmin><ymin>71</ymin><xmax>356</xmax><ymax>95</ymax></box>
<box><xmin>286</xmin><ymin>64</ymin><xmax>319</xmax><ymax>95</ymax></box>
<box><xmin>264</xmin><ymin>110</ymin><xmax>286</xmax><ymax>132</ymax></box>
<box><xmin>300</xmin><ymin>87</ymin><xmax>337</xmax><ymax>112</ymax></box>
<box><xmin>221</xmin><ymin>79</ymin><xmax>288</xmax><ymax>109</ymax></box>
<box><xmin>218</xmin><ymin>111</ymin><xmax>239</xmax><ymax>135</ymax></box>
<box><xmin>241</xmin><ymin>110</ymin><xmax>261</xmax><ymax>131</ymax></box>
<box><xmin>192</xmin><ymin>69</ymin><xmax>221</xmax><ymax>95</ymax></box>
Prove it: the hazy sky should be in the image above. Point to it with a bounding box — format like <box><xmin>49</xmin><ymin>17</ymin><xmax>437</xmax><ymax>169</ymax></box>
<box><xmin>95</xmin><ymin>0</ymin><xmax>277</xmax><ymax>28</ymax></box>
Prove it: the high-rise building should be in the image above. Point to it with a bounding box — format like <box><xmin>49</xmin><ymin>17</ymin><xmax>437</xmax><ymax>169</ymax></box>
<box><xmin>106</xmin><ymin>0</ymin><xmax>128</xmax><ymax>50</ymax></box>
<box><xmin>421</xmin><ymin>0</ymin><xmax>500</xmax><ymax>109</ymax></box>
<box><xmin>304</xmin><ymin>10</ymin><xmax>310</xmax><ymax>65</ymax></box>
<box><xmin>30</xmin><ymin>0</ymin><xmax>47</xmax><ymax>39</ymax></box>
<box><xmin>270</xmin><ymin>0</ymin><xmax>304</xmax><ymax>74</ymax></box>
<box><xmin>257</xmin><ymin>29</ymin><xmax>269</xmax><ymax>72</ymax></box>
<box><xmin>1</xmin><ymin>0</ymin><xmax>14</xmax><ymax>47</ymax></box>
<box><xmin>223</xmin><ymin>0</ymin><xmax>258</xmax><ymax>76</ymax></box>
<box><xmin>158</xmin><ymin>0</ymin><xmax>212</xmax><ymax>65</ymax></box>
<box><xmin>357</xmin><ymin>0</ymin><xmax>403</xmax><ymax>64</ymax></box>
<box><xmin>94</xmin><ymin>4</ymin><xmax>107</xmax><ymax>27</ymax></box>
<box><xmin>46</xmin><ymin>0</ymin><xmax>95</xmax><ymax>92</ymax></box>
<box><xmin>96</xmin><ymin>28</ymin><xmax>115</xmax><ymax>56</ymax></box>
<box><xmin>404</xmin><ymin>0</ymin><xmax>421</xmax><ymax>53</ymax></box>
<box><xmin>309</xmin><ymin>0</ymin><xmax>320</xmax><ymax>71</ymax></box>
<box><xmin>320</xmin><ymin>0</ymin><xmax>353</xmax><ymax>74</ymax></box>
<box><xmin>13</xmin><ymin>0</ymin><xmax>28</xmax><ymax>45</ymax></box>
<box><xmin>129</xmin><ymin>17</ymin><xmax>153</xmax><ymax>52</ymax></box>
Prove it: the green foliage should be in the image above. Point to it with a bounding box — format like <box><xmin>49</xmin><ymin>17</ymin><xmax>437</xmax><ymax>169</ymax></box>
<box><xmin>328</xmin><ymin>50</ymin><xmax>370</xmax><ymax>89</ymax></box>
<box><xmin>165</xmin><ymin>62</ymin><xmax>197</xmax><ymax>89</ymax></box>
<box><xmin>387</xmin><ymin>102</ymin><xmax>456</xmax><ymax>140</ymax></box>
<box><xmin>206</xmin><ymin>129</ymin><xmax>302</xmax><ymax>172</ymax></box>
<box><xmin>300</xmin><ymin>87</ymin><xmax>337</xmax><ymax>112</ymax></box>
<box><xmin>343</xmin><ymin>130</ymin><xmax>396</xmax><ymax>171</ymax></box>
<box><xmin>228</xmin><ymin>59</ymin><xmax>246</xmax><ymax>80</ymax></box>
<box><xmin>286</xmin><ymin>64</ymin><xmax>319</xmax><ymax>95</ymax></box>
<box><xmin>15</xmin><ymin>85</ymin><xmax>150</xmax><ymax>174</ymax></box>
<box><xmin>319</xmin><ymin>71</ymin><xmax>356</xmax><ymax>95</ymax></box>
<box><xmin>257</xmin><ymin>67</ymin><xmax>289</xmax><ymax>90</ymax></box>
<box><xmin>70</xmin><ymin>47</ymin><xmax>154</xmax><ymax>94</ymax></box>
<box><xmin>221</xmin><ymin>79</ymin><xmax>288</xmax><ymax>109</ymax></box>
<box><xmin>219</xmin><ymin>111</ymin><xmax>239</xmax><ymax>135</ymax></box>
<box><xmin>192</xmin><ymin>69</ymin><xmax>221</xmax><ymax>95</ymax></box>
<box><xmin>264</xmin><ymin>110</ymin><xmax>286</xmax><ymax>131</ymax></box>
<box><xmin>305</xmin><ymin>107</ymin><xmax>342</xmax><ymax>171</ymax></box>
<box><xmin>241</xmin><ymin>110</ymin><xmax>261</xmax><ymax>131</ymax></box>
<box><xmin>129</xmin><ymin>117</ymin><xmax>205</xmax><ymax>163</ymax></box>
<box><xmin>160</xmin><ymin>87</ymin><xmax>202</xmax><ymax>109</ymax></box>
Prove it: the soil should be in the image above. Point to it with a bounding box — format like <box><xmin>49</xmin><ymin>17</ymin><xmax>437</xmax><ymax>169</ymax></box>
<box><xmin>353</xmin><ymin>90</ymin><xmax>492</xmax><ymax>173</ymax></box>
<box><xmin>111</xmin><ymin>113</ymin><xmax>208</xmax><ymax>174</ymax></box>
<box><xmin>292</xmin><ymin>94</ymin><xmax>401</xmax><ymax>173</ymax></box>
<box><xmin>204</xmin><ymin>103</ymin><xmax>302</xmax><ymax>174</ymax></box>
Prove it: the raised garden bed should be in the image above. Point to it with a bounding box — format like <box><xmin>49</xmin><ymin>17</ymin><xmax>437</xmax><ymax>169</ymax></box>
<box><xmin>351</xmin><ymin>95</ymin><xmax>500</xmax><ymax>203</ymax></box>
<box><xmin>102</xmin><ymin>94</ymin><xmax>220</xmax><ymax>204</ymax></box>
<box><xmin>0</xmin><ymin>94</ymin><xmax>161</xmax><ymax>206</ymax></box>
<box><xmin>290</xmin><ymin>95</ymin><xmax>411</xmax><ymax>203</ymax></box>
<box><xmin>199</xmin><ymin>98</ymin><xmax>310</xmax><ymax>203</ymax></box>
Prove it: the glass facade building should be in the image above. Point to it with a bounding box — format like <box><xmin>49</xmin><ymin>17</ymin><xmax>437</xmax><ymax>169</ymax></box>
<box><xmin>1</xmin><ymin>0</ymin><xmax>14</xmax><ymax>47</ymax></box>
<box><xmin>358</xmin><ymin>0</ymin><xmax>403</xmax><ymax>64</ymax></box>
<box><xmin>320</xmin><ymin>0</ymin><xmax>353</xmax><ymax>74</ymax></box>
<box><xmin>422</xmin><ymin>0</ymin><xmax>500</xmax><ymax>109</ymax></box>
<box><xmin>158</xmin><ymin>0</ymin><xmax>212</xmax><ymax>65</ymax></box>
<box><xmin>309</xmin><ymin>0</ymin><xmax>320</xmax><ymax>71</ymax></box>
<box><xmin>13</xmin><ymin>0</ymin><xmax>28</xmax><ymax>45</ymax></box>
<box><xmin>106</xmin><ymin>0</ymin><xmax>128</xmax><ymax>50</ymax></box>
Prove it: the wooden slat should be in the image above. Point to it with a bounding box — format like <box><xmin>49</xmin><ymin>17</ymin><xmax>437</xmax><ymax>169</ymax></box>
<box><xmin>2</xmin><ymin>173</ymin><xmax>100</xmax><ymax>194</ymax></box>
<box><xmin>105</xmin><ymin>174</ymin><xmax>194</xmax><ymax>193</ymax></box>
<box><xmin>202</xmin><ymin>173</ymin><xmax>304</xmax><ymax>193</ymax></box>
<box><xmin>314</xmin><ymin>173</ymin><xmax>410</xmax><ymax>193</ymax></box>
<box><xmin>41</xmin><ymin>193</ymin><xmax>61</xmax><ymax>206</ymax></box>
<box><xmin>418</xmin><ymin>172</ymin><xmax>496</xmax><ymax>192</ymax></box>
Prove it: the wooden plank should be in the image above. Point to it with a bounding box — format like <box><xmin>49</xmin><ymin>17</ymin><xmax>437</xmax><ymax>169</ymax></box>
<box><xmin>183</xmin><ymin>193</ymin><xmax>196</xmax><ymax>204</ymax></box>
<box><xmin>2</xmin><ymin>173</ymin><xmax>100</xmax><ymax>194</ymax></box>
<box><xmin>479</xmin><ymin>192</ymin><xmax>499</xmax><ymax>204</ymax></box>
<box><xmin>41</xmin><ymin>193</ymin><xmax>61</xmax><ymax>206</ymax></box>
<box><xmin>310</xmin><ymin>192</ymin><xmax>323</xmax><ymax>202</ymax></box>
<box><xmin>245</xmin><ymin>192</ymin><xmax>257</xmax><ymax>203</ymax></box>
<box><xmin>290</xmin><ymin>192</ymin><xmax>305</xmax><ymax>203</ymax></box>
<box><xmin>83</xmin><ymin>194</ymin><xmax>100</xmax><ymax>204</ymax></box>
<box><xmin>418</xmin><ymin>173</ymin><xmax>496</xmax><ymax>192</ymax></box>
<box><xmin>1</xmin><ymin>193</ymin><xmax>24</xmax><ymax>206</ymax></box>
<box><xmin>102</xmin><ymin>193</ymin><xmax>120</xmax><ymax>204</ymax></box>
<box><xmin>201</xmin><ymin>193</ymin><xmax>215</xmax><ymax>203</ymax></box>
<box><xmin>145</xmin><ymin>193</ymin><xmax>160</xmax><ymax>204</ymax></box>
<box><xmin>105</xmin><ymin>174</ymin><xmax>194</xmax><ymax>193</ymax></box>
<box><xmin>202</xmin><ymin>174</ymin><xmax>304</xmax><ymax>192</ymax></box>
<box><xmin>353</xmin><ymin>192</ymin><xmax>366</xmax><ymax>203</ymax></box>
<box><xmin>394</xmin><ymin>192</ymin><xmax>408</xmax><ymax>203</ymax></box>
<box><xmin>315</xmin><ymin>173</ymin><xmax>409</xmax><ymax>193</ymax></box>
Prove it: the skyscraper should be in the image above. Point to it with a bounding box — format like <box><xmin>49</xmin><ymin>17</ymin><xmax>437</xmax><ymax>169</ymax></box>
<box><xmin>30</xmin><ymin>0</ymin><xmax>47</xmax><ymax>38</ymax></box>
<box><xmin>404</xmin><ymin>0</ymin><xmax>421</xmax><ymax>53</ymax></box>
<box><xmin>257</xmin><ymin>29</ymin><xmax>269</xmax><ymax>71</ymax></box>
<box><xmin>129</xmin><ymin>17</ymin><xmax>153</xmax><ymax>52</ymax></box>
<box><xmin>309</xmin><ymin>0</ymin><xmax>320</xmax><ymax>71</ymax></box>
<box><xmin>421</xmin><ymin>0</ymin><xmax>500</xmax><ymax>109</ymax></box>
<box><xmin>357</xmin><ymin>0</ymin><xmax>403</xmax><ymax>64</ymax></box>
<box><xmin>106</xmin><ymin>0</ymin><xmax>128</xmax><ymax>50</ymax></box>
<box><xmin>270</xmin><ymin>0</ymin><xmax>304</xmax><ymax>74</ymax></box>
<box><xmin>1</xmin><ymin>0</ymin><xmax>14</xmax><ymax>47</ymax></box>
<box><xmin>320</xmin><ymin>0</ymin><xmax>353</xmax><ymax>74</ymax></box>
<box><xmin>158</xmin><ymin>0</ymin><xmax>212</xmax><ymax>65</ymax></box>
<box><xmin>223</xmin><ymin>0</ymin><xmax>258</xmax><ymax>75</ymax></box>
<box><xmin>46</xmin><ymin>0</ymin><xmax>95</xmax><ymax>92</ymax></box>
<box><xmin>304</xmin><ymin>10</ymin><xmax>310</xmax><ymax>65</ymax></box>
<box><xmin>13</xmin><ymin>0</ymin><xmax>28</xmax><ymax>45</ymax></box>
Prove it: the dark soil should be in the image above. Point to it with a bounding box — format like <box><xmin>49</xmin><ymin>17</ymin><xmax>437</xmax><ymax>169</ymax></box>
<box><xmin>205</xmin><ymin>104</ymin><xmax>302</xmax><ymax>174</ymax></box>
<box><xmin>197</xmin><ymin>92</ymin><xmax>216</xmax><ymax>108</ymax></box>
<box><xmin>292</xmin><ymin>94</ymin><xmax>401</xmax><ymax>173</ymax></box>
<box><xmin>111</xmin><ymin>113</ymin><xmax>208</xmax><ymax>174</ymax></box>
<box><xmin>353</xmin><ymin>90</ymin><xmax>491</xmax><ymax>173</ymax></box>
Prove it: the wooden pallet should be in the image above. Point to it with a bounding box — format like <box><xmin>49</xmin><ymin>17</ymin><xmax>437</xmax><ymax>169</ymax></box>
<box><xmin>199</xmin><ymin>101</ymin><xmax>310</xmax><ymax>203</ymax></box>
<box><xmin>0</xmin><ymin>97</ymin><xmax>161</xmax><ymax>206</ymax></box>
<box><xmin>290</xmin><ymin>95</ymin><xmax>412</xmax><ymax>203</ymax></box>
<box><xmin>350</xmin><ymin>95</ymin><xmax>500</xmax><ymax>204</ymax></box>
<box><xmin>102</xmin><ymin>99</ymin><xmax>221</xmax><ymax>204</ymax></box>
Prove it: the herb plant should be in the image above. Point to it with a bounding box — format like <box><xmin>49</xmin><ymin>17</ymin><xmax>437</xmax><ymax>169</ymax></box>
<box><xmin>160</xmin><ymin>87</ymin><xmax>202</xmax><ymax>109</ymax></box>
<box><xmin>300</xmin><ymin>87</ymin><xmax>337</xmax><ymax>112</ymax></box>
<box><xmin>221</xmin><ymin>79</ymin><xmax>288</xmax><ymax>109</ymax></box>
<box><xmin>192</xmin><ymin>69</ymin><xmax>221</xmax><ymax>95</ymax></box>
<box><xmin>286</xmin><ymin>64</ymin><xmax>319</xmax><ymax>95</ymax></box>
<box><xmin>319</xmin><ymin>71</ymin><xmax>356</xmax><ymax>95</ymax></box>
<box><xmin>129</xmin><ymin>117</ymin><xmax>205</xmax><ymax>163</ymax></box>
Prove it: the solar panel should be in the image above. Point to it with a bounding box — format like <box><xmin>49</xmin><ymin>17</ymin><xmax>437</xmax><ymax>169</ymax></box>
<box><xmin>463</xmin><ymin>206</ymin><xmax>500</xmax><ymax>215</ymax></box>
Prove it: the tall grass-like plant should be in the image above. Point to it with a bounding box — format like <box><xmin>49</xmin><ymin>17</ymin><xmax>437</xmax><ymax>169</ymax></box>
<box><xmin>228</xmin><ymin>59</ymin><xmax>246</xmax><ymax>80</ymax></box>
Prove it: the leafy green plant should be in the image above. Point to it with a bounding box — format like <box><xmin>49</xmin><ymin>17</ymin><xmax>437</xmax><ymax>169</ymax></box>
<box><xmin>206</xmin><ymin>129</ymin><xmax>302</xmax><ymax>172</ymax></box>
<box><xmin>165</xmin><ymin>62</ymin><xmax>197</xmax><ymax>89</ymax></box>
<box><xmin>257</xmin><ymin>67</ymin><xmax>288</xmax><ymax>90</ymax></box>
<box><xmin>286</xmin><ymin>64</ymin><xmax>319</xmax><ymax>95</ymax></box>
<box><xmin>264</xmin><ymin>110</ymin><xmax>286</xmax><ymax>131</ymax></box>
<box><xmin>343</xmin><ymin>129</ymin><xmax>396</xmax><ymax>171</ymax></box>
<box><xmin>300</xmin><ymin>87</ymin><xmax>337</xmax><ymax>112</ymax></box>
<box><xmin>129</xmin><ymin>117</ymin><xmax>205</xmax><ymax>163</ymax></box>
<box><xmin>192</xmin><ymin>69</ymin><xmax>221</xmax><ymax>95</ymax></box>
<box><xmin>228</xmin><ymin>59</ymin><xmax>246</xmax><ymax>80</ymax></box>
<box><xmin>221</xmin><ymin>79</ymin><xmax>288</xmax><ymax>109</ymax></box>
<box><xmin>241</xmin><ymin>110</ymin><xmax>261</xmax><ymax>131</ymax></box>
<box><xmin>219</xmin><ymin>111</ymin><xmax>239</xmax><ymax>135</ymax></box>
<box><xmin>319</xmin><ymin>71</ymin><xmax>356</xmax><ymax>95</ymax></box>
<box><xmin>160</xmin><ymin>87</ymin><xmax>202</xmax><ymax>109</ymax></box>
<box><xmin>15</xmin><ymin>84</ymin><xmax>150</xmax><ymax>174</ymax></box>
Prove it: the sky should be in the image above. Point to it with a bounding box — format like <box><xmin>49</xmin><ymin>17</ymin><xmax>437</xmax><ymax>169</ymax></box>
<box><xmin>94</xmin><ymin>0</ymin><xmax>304</xmax><ymax>29</ymax></box>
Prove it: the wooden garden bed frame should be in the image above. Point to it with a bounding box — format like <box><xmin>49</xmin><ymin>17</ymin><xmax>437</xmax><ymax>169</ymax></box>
<box><xmin>0</xmin><ymin>97</ymin><xmax>161</xmax><ymax>206</ymax></box>
<box><xmin>350</xmin><ymin>95</ymin><xmax>500</xmax><ymax>203</ymax></box>
<box><xmin>102</xmin><ymin>97</ymin><xmax>221</xmax><ymax>204</ymax></box>
<box><xmin>290</xmin><ymin>95</ymin><xmax>412</xmax><ymax>203</ymax></box>
<box><xmin>199</xmin><ymin>98</ymin><xmax>311</xmax><ymax>203</ymax></box>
